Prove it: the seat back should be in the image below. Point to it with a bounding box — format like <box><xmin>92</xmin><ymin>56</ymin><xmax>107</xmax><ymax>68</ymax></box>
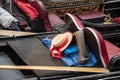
<box><xmin>64</xmin><ymin>13</ymin><xmax>85</xmax><ymax>33</ymax></box>
<box><xmin>84</xmin><ymin>27</ymin><xmax>109</xmax><ymax>67</ymax></box>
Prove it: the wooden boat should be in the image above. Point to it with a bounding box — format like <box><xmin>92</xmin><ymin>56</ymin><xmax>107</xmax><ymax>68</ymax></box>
<box><xmin>0</xmin><ymin>0</ymin><xmax>120</xmax><ymax>80</ymax></box>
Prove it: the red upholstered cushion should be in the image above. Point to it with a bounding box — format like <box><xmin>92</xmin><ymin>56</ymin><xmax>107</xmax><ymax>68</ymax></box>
<box><xmin>14</xmin><ymin>0</ymin><xmax>39</xmax><ymax>19</ymax></box>
<box><xmin>104</xmin><ymin>40</ymin><xmax>120</xmax><ymax>60</ymax></box>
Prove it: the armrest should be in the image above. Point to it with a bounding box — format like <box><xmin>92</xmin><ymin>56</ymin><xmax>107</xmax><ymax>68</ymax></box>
<box><xmin>48</xmin><ymin>13</ymin><xmax>65</xmax><ymax>27</ymax></box>
<box><xmin>48</xmin><ymin>13</ymin><xmax>69</xmax><ymax>33</ymax></box>
<box><xmin>28</xmin><ymin>0</ymin><xmax>52</xmax><ymax>32</ymax></box>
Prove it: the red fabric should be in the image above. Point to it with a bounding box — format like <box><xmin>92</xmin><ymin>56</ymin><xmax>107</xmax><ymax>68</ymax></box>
<box><xmin>114</xmin><ymin>17</ymin><xmax>120</xmax><ymax>23</ymax></box>
<box><xmin>104</xmin><ymin>40</ymin><xmax>120</xmax><ymax>60</ymax></box>
<box><xmin>14</xmin><ymin>0</ymin><xmax>39</xmax><ymax>19</ymax></box>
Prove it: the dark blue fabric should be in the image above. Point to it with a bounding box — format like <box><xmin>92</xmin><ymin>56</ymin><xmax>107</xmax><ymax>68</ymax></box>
<box><xmin>42</xmin><ymin>37</ymin><xmax>97</xmax><ymax>67</ymax></box>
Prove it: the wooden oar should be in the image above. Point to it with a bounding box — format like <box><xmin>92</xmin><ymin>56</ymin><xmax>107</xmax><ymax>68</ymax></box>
<box><xmin>0</xmin><ymin>65</ymin><xmax>109</xmax><ymax>74</ymax></box>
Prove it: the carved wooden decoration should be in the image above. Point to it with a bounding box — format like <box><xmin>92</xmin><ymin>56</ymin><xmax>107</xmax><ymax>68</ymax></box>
<box><xmin>42</xmin><ymin>0</ymin><xmax>104</xmax><ymax>17</ymax></box>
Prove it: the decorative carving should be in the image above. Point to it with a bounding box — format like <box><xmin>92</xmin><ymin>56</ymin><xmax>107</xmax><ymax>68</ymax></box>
<box><xmin>42</xmin><ymin>0</ymin><xmax>104</xmax><ymax>17</ymax></box>
<box><xmin>103</xmin><ymin>13</ymin><xmax>113</xmax><ymax>24</ymax></box>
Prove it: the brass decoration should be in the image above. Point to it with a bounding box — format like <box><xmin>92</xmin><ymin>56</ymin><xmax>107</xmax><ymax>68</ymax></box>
<box><xmin>42</xmin><ymin>0</ymin><xmax>104</xmax><ymax>17</ymax></box>
<box><xmin>103</xmin><ymin>13</ymin><xmax>113</xmax><ymax>24</ymax></box>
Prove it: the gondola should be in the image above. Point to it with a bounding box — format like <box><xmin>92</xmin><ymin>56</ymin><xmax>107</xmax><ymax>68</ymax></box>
<box><xmin>0</xmin><ymin>0</ymin><xmax>120</xmax><ymax>80</ymax></box>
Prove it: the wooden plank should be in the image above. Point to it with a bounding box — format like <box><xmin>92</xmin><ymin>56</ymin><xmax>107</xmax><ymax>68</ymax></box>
<box><xmin>0</xmin><ymin>65</ymin><xmax>109</xmax><ymax>74</ymax></box>
<box><xmin>0</xmin><ymin>30</ymin><xmax>37</xmax><ymax>37</ymax></box>
<box><xmin>7</xmin><ymin>38</ymin><xmax>67</xmax><ymax>76</ymax></box>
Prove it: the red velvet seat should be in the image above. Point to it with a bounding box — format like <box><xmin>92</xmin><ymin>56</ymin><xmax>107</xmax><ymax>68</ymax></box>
<box><xmin>64</xmin><ymin>13</ymin><xmax>120</xmax><ymax>69</ymax></box>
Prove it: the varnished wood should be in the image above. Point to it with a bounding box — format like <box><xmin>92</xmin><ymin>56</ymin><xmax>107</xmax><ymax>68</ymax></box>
<box><xmin>0</xmin><ymin>65</ymin><xmax>109</xmax><ymax>73</ymax></box>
